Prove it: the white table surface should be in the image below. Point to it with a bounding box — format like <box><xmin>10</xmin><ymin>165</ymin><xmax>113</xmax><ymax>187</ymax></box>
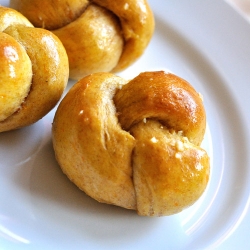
<box><xmin>218</xmin><ymin>2</ymin><xmax>250</xmax><ymax>249</ymax></box>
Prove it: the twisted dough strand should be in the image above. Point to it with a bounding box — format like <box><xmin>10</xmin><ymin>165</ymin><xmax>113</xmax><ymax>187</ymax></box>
<box><xmin>0</xmin><ymin>32</ymin><xmax>32</xmax><ymax>121</ymax></box>
<box><xmin>9</xmin><ymin>0</ymin><xmax>90</xmax><ymax>30</ymax></box>
<box><xmin>10</xmin><ymin>0</ymin><xmax>155</xmax><ymax>79</ymax></box>
<box><xmin>0</xmin><ymin>6</ymin><xmax>69</xmax><ymax>132</ymax></box>
<box><xmin>0</xmin><ymin>5</ymin><xmax>33</xmax><ymax>31</ymax></box>
<box><xmin>52</xmin><ymin>71</ymin><xmax>210</xmax><ymax>216</ymax></box>
<box><xmin>91</xmin><ymin>0</ymin><xmax>155</xmax><ymax>72</ymax></box>
<box><xmin>114</xmin><ymin>71</ymin><xmax>206</xmax><ymax>145</ymax></box>
<box><xmin>53</xmin><ymin>73</ymin><xmax>137</xmax><ymax>209</ymax></box>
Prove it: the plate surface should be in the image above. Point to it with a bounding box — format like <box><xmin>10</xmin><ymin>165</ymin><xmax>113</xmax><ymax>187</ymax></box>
<box><xmin>1</xmin><ymin>0</ymin><xmax>250</xmax><ymax>249</ymax></box>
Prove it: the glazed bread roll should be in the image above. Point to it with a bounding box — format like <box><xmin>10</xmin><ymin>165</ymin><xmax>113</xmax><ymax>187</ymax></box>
<box><xmin>10</xmin><ymin>0</ymin><xmax>155</xmax><ymax>80</ymax></box>
<box><xmin>0</xmin><ymin>6</ymin><xmax>69</xmax><ymax>132</ymax></box>
<box><xmin>52</xmin><ymin>71</ymin><xmax>210</xmax><ymax>216</ymax></box>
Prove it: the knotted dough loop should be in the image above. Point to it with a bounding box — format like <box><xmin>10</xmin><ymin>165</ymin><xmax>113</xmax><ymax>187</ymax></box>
<box><xmin>52</xmin><ymin>71</ymin><xmax>210</xmax><ymax>216</ymax></box>
<box><xmin>10</xmin><ymin>0</ymin><xmax>155</xmax><ymax>80</ymax></box>
<box><xmin>114</xmin><ymin>71</ymin><xmax>206</xmax><ymax>146</ymax></box>
<box><xmin>0</xmin><ymin>6</ymin><xmax>69</xmax><ymax>132</ymax></box>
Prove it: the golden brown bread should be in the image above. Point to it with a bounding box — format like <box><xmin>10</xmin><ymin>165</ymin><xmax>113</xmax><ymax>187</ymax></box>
<box><xmin>0</xmin><ymin>6</ymin><xmax>69</xmax><ymax>132</ymax></box>
<box><xmin>52</xmin><ymin>71</ymin><xmax>210</xmax><ymax>216</ymax></box>
<box><xmin>10</xmin><ymin>0</ymin><xmax>155</xmax><ymax>80</ymax></box>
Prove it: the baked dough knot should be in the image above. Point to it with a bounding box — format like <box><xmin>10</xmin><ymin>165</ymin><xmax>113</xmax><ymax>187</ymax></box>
<box><xmin>0</xmin><ymin>6</ymin><xmax>69</xmax><ymax>132</ymax></box>
<box><xmin>10</xmin><ymin>0</ymin><xmax>155</xmax><ymax>80</ymax></box>
<box><xmin>52</xmin><ymin>71</ymin><xmax>210</xmax><ymax>216</ymax></box>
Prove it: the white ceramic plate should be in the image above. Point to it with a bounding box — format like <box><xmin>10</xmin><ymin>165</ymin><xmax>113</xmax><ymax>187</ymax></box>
<box><xmin>1</xmin><ymin>0</ymin><xmax>250</xmax><ymax>249</ymax></box>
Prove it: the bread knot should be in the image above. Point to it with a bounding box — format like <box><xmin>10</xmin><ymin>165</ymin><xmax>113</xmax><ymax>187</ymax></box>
<box><xmin>52</xmin><ymin>71</ymin><xmax>210</xmax><ymax>216</ymax></box>
<box><xmin>0</xmin><ymin>6</ymin><xmax>69</xmax><ymax>132</ymax></box>
<box><xmin>10</xmin><ymin>0</ymin><xmax>155</xmax><ymax>79</ymax></box>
